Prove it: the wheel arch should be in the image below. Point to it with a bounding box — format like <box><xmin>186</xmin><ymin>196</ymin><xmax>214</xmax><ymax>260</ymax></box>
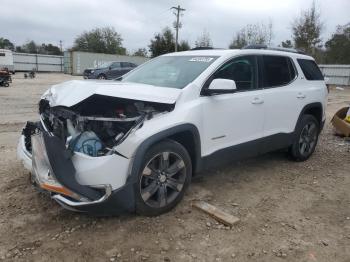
<box><xmin>97</xmin><ymin>73</ymin><xmax>107</xmax><ymax>79</ymax></box>
<box><xmin>295</xmin><ymin>102</ymin><xmax>323</xmax><ymax>131</ymax></box>
<box><xmin>128</xmin><ymin>124</ymin><xmax>202</xmax><ymax>184</ymax></box>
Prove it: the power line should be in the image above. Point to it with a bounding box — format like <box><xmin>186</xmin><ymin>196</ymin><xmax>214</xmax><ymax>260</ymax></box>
<box><xmin>171</xmin><ymin>5</ymin><xmax>185</xmax><ymax>52</ymax></box>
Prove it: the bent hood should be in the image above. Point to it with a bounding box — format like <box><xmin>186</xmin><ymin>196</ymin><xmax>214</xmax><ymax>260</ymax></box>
<box><xmin>43</xmin><ymin>80</ymin><xmax>182</xmax><ymax>107</ymax></box>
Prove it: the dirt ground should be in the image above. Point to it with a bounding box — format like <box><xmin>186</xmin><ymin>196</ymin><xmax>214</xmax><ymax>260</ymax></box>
<box><xmin>0</xmin><ymin>73</ymin><xmax>349</xmax><ymax>262</ymax></box>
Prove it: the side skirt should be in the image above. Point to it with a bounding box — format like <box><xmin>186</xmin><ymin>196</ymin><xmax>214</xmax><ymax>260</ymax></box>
<box><xmin>200</xmin><ymin>132</ymin><xmax>294</xmax><ymax>171</ymax></box>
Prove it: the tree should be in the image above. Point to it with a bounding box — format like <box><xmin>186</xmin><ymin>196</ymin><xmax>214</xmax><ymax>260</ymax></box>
<box><xmin>73</xmin><ymin>27</ymin><xmax>126</xmax><ymax>55</ymax></box>
<box><xmin>149</xmin><ymin>27</ymin><xmax>175</xmax><ymax>57</ymax></box>
<box><xmin>178</xmin><ymin>40</ymin><xmax>191</xmax><ymax>51</ymax></box>
<box><xmin>195</xmin><ymin>30</ymin><xmax>212</xmax><ymax>48</ymax></box>
<box><xmin>0</xmin><ymin>38</ymin><xmax>15</xmax><ymax>51</ymax></box>
<box><xmin>22</xmin><ymin>41</ymin><xmax>38</xmax><ymax>53</ymax></box>
<box><xmin>133</xmin><ymin>48</ymin><xmax>148</xmax><ymax>57</ymax></box>
<box><xmin>15</xmin><ymin>41</ymin><xmax>62</xmax><ymax>55</ymax></box>
<box><xmin>281</xmin><ymin>40</ymin><xmax>293</xmax><ymax>48</ymax></box>
<box><xmin>292</xmin><ymin>1</ymin><xmax>323</xmax><ymax>54</ymax></box>
<box><xmin>325</xmin><ymin>23</ymin><xmax>350</xmax><ymax>64</ymax></box>
<box><xmin>38</xmin><ymin>43</ymin><xmax>62</xmax><ymax>55</ymax></box>
<box><xmin>229</xmin><ymin>21</ymin><xmax>273</xmax><ymax>49</ymax></box>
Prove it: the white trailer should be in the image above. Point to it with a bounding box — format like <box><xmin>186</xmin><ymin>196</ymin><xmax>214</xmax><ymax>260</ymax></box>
<box><xmin>0</xmin><ymin>49</ymin><xmax>14</xmax><ymax>73</ymax></box>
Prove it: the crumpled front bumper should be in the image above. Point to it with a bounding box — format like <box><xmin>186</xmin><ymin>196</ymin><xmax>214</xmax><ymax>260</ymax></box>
<box><xmin>17</xmin><ymin>124</ymin><xmax>136</xmax><ymax>214</ymax></box>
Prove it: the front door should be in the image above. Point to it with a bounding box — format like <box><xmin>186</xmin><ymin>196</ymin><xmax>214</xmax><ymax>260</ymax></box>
<box><xmin>107</xmin><ymin>62</ymin><xmax>121</xmax><ymax>78</ymax></box>
<box><xmin>201</xmin><ymin>55</ymin><xmax>265</xmax><ymax>160</ymax></box>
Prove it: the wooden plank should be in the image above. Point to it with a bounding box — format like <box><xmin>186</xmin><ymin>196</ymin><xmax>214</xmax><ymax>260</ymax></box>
<box><xmin>192</xmin><ymin>200</ymin><xmax>240</xmax><ymax>227</ymax></box>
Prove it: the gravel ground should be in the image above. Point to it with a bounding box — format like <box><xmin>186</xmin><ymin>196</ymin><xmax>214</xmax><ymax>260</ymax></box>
<box><xmin>0</xmin><ymin>73</ymin><xmax>349</xmax><ymax>262</ymax></box>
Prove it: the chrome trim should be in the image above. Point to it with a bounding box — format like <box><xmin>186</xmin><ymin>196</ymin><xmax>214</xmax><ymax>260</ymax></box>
<box><xmin>52</xmin><ymin>184</ymin><xmax>112</xmax><ymax>207</ymax></box>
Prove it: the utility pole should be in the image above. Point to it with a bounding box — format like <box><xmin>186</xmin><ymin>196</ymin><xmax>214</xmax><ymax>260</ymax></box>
<box><xmin>59</xmin><ymin>40</ymin><xmax>63</xmax><ymax>53</ymax></box>
<box><xmin>171</xmin><ymin>5</ymin><xmax>185</xmax><ymax>52</ymax></box>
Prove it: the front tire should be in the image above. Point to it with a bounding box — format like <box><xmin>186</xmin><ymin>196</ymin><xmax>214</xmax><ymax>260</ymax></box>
<box><xmin>97</xmin><ymin>74</ymin><xmax>107</xmax><ymax>80</ymax></box>
<box><xmin>134</xmin><ymin>140</ymin><xmax>192</xmax><ymax>216</ymax></box>
<box><xmin>289</xmin><ymin>114</ymin><xmax>320</xmax><ymax>161</ymax></box>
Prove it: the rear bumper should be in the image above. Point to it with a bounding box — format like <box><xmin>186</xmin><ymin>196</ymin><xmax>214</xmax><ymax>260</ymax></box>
<box><xmin>17</xmin><ymin>124</ymin><xmax>135</xmax><ymax>214</ymax></box>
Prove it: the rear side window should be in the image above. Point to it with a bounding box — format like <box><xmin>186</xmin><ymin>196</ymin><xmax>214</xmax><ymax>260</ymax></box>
<box><xmin>297</xmin><ymin>59</ymin><xmax>324</xmax><ymax>80</ymax></box>
<box><xmin>111</xmin><ymin>62</ymin><xmax>121</xmax><ymax>68</ymax></box>
<box><xmin>262</xmin><ymin>55</ymin><xmax>296</xmax><ymax>88</ymax></box>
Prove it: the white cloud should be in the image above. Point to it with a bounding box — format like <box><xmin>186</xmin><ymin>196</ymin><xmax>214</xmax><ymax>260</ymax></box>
<box><xmin>0</xmin><ymin>0</ymin><xmax>349</xmax><ymax>51</ymax></box>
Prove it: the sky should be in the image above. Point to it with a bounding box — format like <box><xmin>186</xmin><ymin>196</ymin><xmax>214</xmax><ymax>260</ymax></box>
<box><xmin>0</xmin><ymin>0</ymin><xmax>349</xmax><ymax>53</ymax></box>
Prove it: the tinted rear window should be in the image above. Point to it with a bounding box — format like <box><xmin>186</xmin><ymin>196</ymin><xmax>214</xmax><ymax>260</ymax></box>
<box><xmin>262</xmin><ymin>55</ymin><xmax>296</xmax><ymax>88</ymax></box>
<box><xmin>297</xmin><ymin>59</ymin><xmax>324</xmax><ymax>80</ymax></box>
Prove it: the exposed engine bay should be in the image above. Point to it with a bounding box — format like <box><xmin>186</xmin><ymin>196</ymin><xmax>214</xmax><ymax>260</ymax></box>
<box><xmin>26</xmin><ymin>95</ymin><xmax>174</xmax><ymax>157</ymax></box>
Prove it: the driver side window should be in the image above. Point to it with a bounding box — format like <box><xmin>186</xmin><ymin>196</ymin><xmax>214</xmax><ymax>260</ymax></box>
<box><xmin>212</xmin><ymin>56</ymin><xmax>258</xmax><ymax>91</ymax></box>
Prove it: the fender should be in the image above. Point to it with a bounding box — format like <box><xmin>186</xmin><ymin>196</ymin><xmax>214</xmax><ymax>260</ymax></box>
<box><xmin>295</xmin><ymin>102</ymin><xmax>323</xmax><ymax>131</ymax></box>
<box><xmin>127</xmin><ymin>123</ymin><xmax>202</xmax><ymax>184</ymax></box>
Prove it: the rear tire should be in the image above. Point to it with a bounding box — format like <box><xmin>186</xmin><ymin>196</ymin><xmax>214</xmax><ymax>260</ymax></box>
<box><xmin>289</xmin><ymin>114</ymin><xmax>320</xmax><ymax>161</ymax></box>
<box><xmin>134</xmin><ymin>140</ymin><xmax>192</xmax><ymax>216</ymax></box>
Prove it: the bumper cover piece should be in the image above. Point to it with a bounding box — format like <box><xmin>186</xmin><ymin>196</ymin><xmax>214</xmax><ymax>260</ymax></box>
<box><xmin>40</xmin><ymin>131</ymin><xmax>103</xmax><ymax>201</ymax></box>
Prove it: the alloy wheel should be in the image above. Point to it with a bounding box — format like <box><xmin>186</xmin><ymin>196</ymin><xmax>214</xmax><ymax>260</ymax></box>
<box><xmin>140</xmin><ymin>151</ymin><xmax>186</xmax><ymax>208</ymax></box>
<box><xmin>299</xmin><ymin>122</ymin><xmax>317</xmax><ymax>157</ymax></box>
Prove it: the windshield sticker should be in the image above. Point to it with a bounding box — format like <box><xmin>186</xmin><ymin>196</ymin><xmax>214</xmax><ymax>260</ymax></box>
<box><xmin>189</xmin><ymin>57</ymin><xmax>214</xmax><ymax>63</ymax></box>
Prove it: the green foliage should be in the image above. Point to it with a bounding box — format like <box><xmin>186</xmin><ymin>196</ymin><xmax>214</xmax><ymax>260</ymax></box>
<box><xmin>229</xmin><ymin>22</ymin><xmax>273</xmax><ymax>49</ymax></box>
<box><xmin>0</xmin><ymin>38</ymin><xmax>15</xmax><ymax>51</ymax></box>
<box><xmin>178</xmin><ymin>40</ymin><xmax>191</xmax><ymax>51</ymax></box>
<box><xmin>281</xmin><ymin>40</ymin><xmax>293</xmax><ymax>48</ymax></box>
<box><xmin>73</xmin><ymin>27</ymin><xmax>126</xmax><ymax>55</ymax></box>
<box><xmin>292</xmin><ymin>1</ymin><xmax>323</xmax><ymax>54</ymax></box>
<box><xmin>39</xmin><ymin>43</ymin><xmax>62</xmax><ymax>55</ymax></box>
<box><xmin>325</xmin><ymin>24</ymin><xmax>350</xmax><ymax>64</ymax></box>
<box><xmin>149</xmin><ymin>27</ymin><xmax>175</xmax><ymax>57</ymax></box>
<box><xmin>22</xmin><ymin>41</ymin><xmax>38</xmax><ymax>53</ymax></box>
<box><xmin>133</xmin><ymin>48</ymin><xmax>148</xmax><ymax>57</ymax></box>
<box><xmin>14</xmin><ymin>40</ymin><xmax>62</xmax><ymax>55</ymax></box>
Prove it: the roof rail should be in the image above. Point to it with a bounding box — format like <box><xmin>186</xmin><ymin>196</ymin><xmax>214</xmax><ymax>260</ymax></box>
<box><xmin>242</xmin><ymin>45</ymin><xmax>306</xmax><ymax>55</ymax></box>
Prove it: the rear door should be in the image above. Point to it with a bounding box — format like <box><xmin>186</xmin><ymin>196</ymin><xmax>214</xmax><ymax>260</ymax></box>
<box><xmin>121</xmin><ymin>62</ymin><xmax>133</xmax><ymax>75</ymax></box>
<box><xmin>258</xmin><ymin>55</ymin><xmax>302</xmax><ymax>151</ymax></box>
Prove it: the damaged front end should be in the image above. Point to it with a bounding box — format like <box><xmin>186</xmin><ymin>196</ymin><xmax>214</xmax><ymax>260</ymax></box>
<box><xmin>18</xmin><ymin>94</ymin><xmax>174</xmax><ymax>212</ymax></box>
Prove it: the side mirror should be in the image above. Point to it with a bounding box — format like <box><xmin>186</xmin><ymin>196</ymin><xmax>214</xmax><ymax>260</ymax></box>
<box><xmin>204</xmin><ymin>78</ymin><xmax>237</xmax><ymax>95</ymax></box>
<box><xmin>109</xmin><ymin>66</ymin><xmax>112</xmax><ymax>70</ymax></box>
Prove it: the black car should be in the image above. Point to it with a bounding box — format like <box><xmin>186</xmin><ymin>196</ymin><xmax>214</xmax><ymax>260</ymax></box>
<box><xmin>83</xmin><ymin>61</ymin><xmax>137</xmax><ymax>80</ymax></box>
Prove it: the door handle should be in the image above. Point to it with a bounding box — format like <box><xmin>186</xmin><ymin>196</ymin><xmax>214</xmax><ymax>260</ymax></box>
<box><xmin>251</xmin><ymin>97</ymin><xmax>264</xmax><ymax>104</ymax></box>
<box><xmin>297</xmin><ymin>93</ymin><xmax>306</xmax><ymax>99</ymax></box>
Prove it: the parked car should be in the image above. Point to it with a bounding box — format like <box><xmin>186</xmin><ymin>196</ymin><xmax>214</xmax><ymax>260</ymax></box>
<box><xmin>17</xmin><ymin>47</ymin><xmax>327</xmax><ymax>216</ymax></box>
<box><xmin>83</xmin><ymin>61</ymin><xmax>137</xmax><ymax>80</ymax></box>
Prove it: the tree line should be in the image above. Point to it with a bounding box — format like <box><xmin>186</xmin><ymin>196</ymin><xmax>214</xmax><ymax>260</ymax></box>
<box><xmin>0</xmin><ymin>1</ymin><xmax>349</xmax><ymax>63</ymax></box>
<box><xmin>0</xmin><ymin>38</ymin><xmax>63</xmax><ymax>55</ymax></box>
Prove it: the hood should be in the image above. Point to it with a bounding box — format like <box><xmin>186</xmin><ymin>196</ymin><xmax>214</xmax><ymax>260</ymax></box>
<box><xmin>43</xmin><ymin>80</ymin><xmax>182</xmax><ymax>107</ymax></box>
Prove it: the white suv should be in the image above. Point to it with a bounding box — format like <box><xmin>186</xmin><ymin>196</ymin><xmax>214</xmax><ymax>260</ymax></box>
<box><xmin>17</xmin><ymin>47</ymin><xmax>327</xmax><ymax>215</ymax></box>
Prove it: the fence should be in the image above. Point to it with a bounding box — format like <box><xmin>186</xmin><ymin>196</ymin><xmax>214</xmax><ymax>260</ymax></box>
<box><xmin>64</xmin><ymin>51</ymin><xmax>148</xmax><ymax>75</ymax></box>
<box><xmin>13</xmin><ymin>52</ymin><xmax>64</xmax><ymax>72</ymax></box>
<box><xmin>319</xmin><ymin>65</ymin><xmax>350</xmax><ymax>86</ymax></box>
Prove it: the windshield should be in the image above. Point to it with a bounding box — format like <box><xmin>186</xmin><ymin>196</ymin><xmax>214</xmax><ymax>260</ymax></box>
<box><xmin>121</xmin><ymin>56</ymin><xmax>218</xmax><ymax>89</ymax></box>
